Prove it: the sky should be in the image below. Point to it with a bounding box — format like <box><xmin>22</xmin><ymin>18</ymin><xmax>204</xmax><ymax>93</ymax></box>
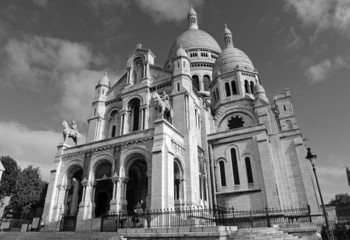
<box><xmin>0</xmin><ymin>0</ymin><xmax>349</xmax><ymax>203</ymax></box>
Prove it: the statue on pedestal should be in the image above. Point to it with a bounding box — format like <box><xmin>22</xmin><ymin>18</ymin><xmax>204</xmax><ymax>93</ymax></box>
<box><xmin>152</xmin><ymin>91</ymin><xmax>173</xmax><ymax>122</ymax></box>
<box><xmin>62</xmin><ymin>120</ymin><xmax>81</xmax><ymax>146</ymax></box>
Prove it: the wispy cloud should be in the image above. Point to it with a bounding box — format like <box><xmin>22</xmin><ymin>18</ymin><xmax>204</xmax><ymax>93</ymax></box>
<box><xmin>32</xmin><ymin>0</ymin><xmax>48</xmax><ymax>7</ymax></box>
<box><xmin>284</xmin><ymin>0</ymin><xmax>350</xmax><ymax>38</ymax></box>
<box><xmin>305</xmin><ymin>56</ymin><xmax>350</xmax><ymax>84</ymax></box>
<box><xmin>135</xmin><ymin>0</ymin><xmax>204</xmax><ymax>24</ymax></box>
<box><xmin>0</xmin><ymin>122</ymin><xmax>61</xmax><ymax>181</ymax></box>
<box><xmin>0</xmin><ymin>35</ymin><xmax>104</xmax><ymax>124</ymax></box>
<box><xmin>285</xmin><ymin>27</ymin><xmax>304</xmax><ymax>51</ymax></box>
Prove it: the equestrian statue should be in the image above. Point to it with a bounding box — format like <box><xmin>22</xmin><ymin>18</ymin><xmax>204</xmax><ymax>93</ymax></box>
<box><xmin>152</xmin><ymin>91</ymin><xmax>174</xmax><ymax>122</ymax></box>
<box><xmin>62</xmin><ymin>120</ymin><xmax>81</xmax><ymax>146</ymax></box>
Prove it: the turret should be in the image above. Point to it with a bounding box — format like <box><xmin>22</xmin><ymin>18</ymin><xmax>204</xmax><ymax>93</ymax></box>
<box><xmin>86</xmin><ymin>72</ymin><xmax>110</xmax><ymax>143</ymax></box>
<box><xmin>172</xmin><ymin>45</ymin><xmax>192</xmax><ymax>93</ymax></box>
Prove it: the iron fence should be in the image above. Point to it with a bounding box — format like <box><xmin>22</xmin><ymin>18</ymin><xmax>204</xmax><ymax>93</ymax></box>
<box><xmin>315</xmin><ymin>219</ymin><xmax>350</xmax><ymax>240</ymax></box>
<box><xmin>101</xmin><ymin>205</ymin><xmax>311</xmax><ymax>232</ymax></box>
<box><xmin>60</xmin><ymin>215</ymin><xmax>77</xmax><ymax>231</ymax></box>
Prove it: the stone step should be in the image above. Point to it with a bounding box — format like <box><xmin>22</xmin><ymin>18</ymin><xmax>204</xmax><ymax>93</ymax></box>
<box><xmin>229</xmin><ymin>227</ymin><xmax>303</xmax><ymax>240</ymax></box>
<box><xmin>0</xmin><ymin>232</ymin><xmax>125</xmax><ymax>240</ymax></box>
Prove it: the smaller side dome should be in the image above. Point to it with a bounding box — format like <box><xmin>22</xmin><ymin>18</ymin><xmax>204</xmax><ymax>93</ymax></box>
<box><xmin>254</xmin><ymin>83</ymin><xmax>269</xmax><ymax>104</ymax></box>
<box><xmin>175</xmin><ymin>44</ymin><xmax>188</xmax><ymax>58</ymax></box>
<box><xmin>98</xmin><ymin>72</ymin><xmax>110</xmax><ymax>87</ymax></box>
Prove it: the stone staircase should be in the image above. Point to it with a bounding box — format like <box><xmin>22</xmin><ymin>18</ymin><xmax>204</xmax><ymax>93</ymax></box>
<box><xmin>0</xmin><ymin>226</ymin><xmax>307</xmax><ymax>240</ymax></box>
<box><xmin>0</xmin><ymin>232</ymin><xmax>125</xmax><ymax>240</ymax></box>
<box><xmin>229</xmin><ymin>227</ymin><xmax>303</xmax><ymax>240</ymax></box>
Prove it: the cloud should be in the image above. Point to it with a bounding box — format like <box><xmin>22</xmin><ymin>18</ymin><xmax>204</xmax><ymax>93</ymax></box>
<box><xmin>305</xmin><ymin>56</ymin><xmax>349</xmax><ymax>84</ymax></box>
<box><xmin>0</xmin><ymin>122</ymin><xmax>61</xmax><ymax>181</ymax></box>
<box><xmin>285</xmin><ymin>27</ymin><xmax>304</xmax><ymax>51</ymax></box>
<box><xmin>32</xmin><ymin>0</ymin><xmax>49</xmax><ymax>7</ymax></box>
<box><xmin>284</xmin><ymin>0</ymin><xmax>350</xmax><ymax>37</ymax></box>
<box><xmin>59</xmin><ymin>70</ymin><xmax>101</xmax><ymax>122</ymax></box>
<box><xmin>135</xmin><ymin>0</ymin><xmax>204</xmax><ymax>24</ymax></box>
<box><xmin>0</xmin><ymin>35</ymin><xmax>105</xmax><ymax>123</ymax></box>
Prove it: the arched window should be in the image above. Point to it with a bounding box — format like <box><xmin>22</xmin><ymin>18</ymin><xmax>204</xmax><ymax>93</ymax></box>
<box><xmin>216</xmin><ymin>88</ymin><xmax>220</xmax><ymax>100</ymax></box>
<box><xmin>192</xmin><ymin>75</ymin><xmax>200</xmax><ymax>91</ymax></box>
<box><xmin>230</xmin><ymin>148</ymin><xmax>240</xmax><ymax>185</ymax></box>
<box><xmin>231</xmin><ymin>81</ymin><xmax>238</xmax><ymax>95</ymax></box>
<box><xmin>203</xmin><ymin>75</ymin><xmax>210</xmax><ymax>91</ymax></box>
<box><xmin>225</xmin><ymin>82</ymin><xmax>231</xmax><ymax>97</ymax></box>
<box><xmin>95</xmin><ymin>162</ymin><xmax>112</xmax><ymax>179</ymax></box>
<box><xmin>174</xmin><ymin>161</ymin><xmax>183</xmax><ymax>202</ymax></box>
<box><xmin>227</xmin><ymin>115</ymin><xmax>244</xmax><ymax>129</ymax></box>
<box><xmin>111</xmin><ymin>125</ymin><xmax>116</xmax><ymax>137</ymax></box>
<box><xmin>132</xmin><ymin>58</ymin><xmax>144</xmax><ymax>85</ymax></box>
<box><xmin>285</xmin><ymin>120</ymin><xmax>293</xmax><ymax>130</ymax></box>
<box><xmin>245</xmin><ymin>157</ymin><xmax>253</xmax><ymax>184</ymax></box>
<box><xmin>109</xmin><ymin>110</ymin><xmax>118</xmax><ymax>138</ymax></box>
<box><xmin>128</xmin><ymin>99</ymin><xmax>141</xmax><ymax>132</ymax></box>
<box><xmin>244</xmin><ymin>80</ymin><xmax>250</xmax><ymax>94</ymax></box>
<box><xmin>250</xmin><ymin>82</ymin><xmax>255</xmax><ymax>94</ymax></box>
<box><xmin>219</xmin><ymin>161</ymin><xmax>226</xmax><ymax>186</ymax></box>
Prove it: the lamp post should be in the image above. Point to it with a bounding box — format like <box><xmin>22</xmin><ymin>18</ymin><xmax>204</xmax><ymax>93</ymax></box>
<box><xmin>306</xmin><ymin>147</ymin><xmax>332</xmax><ymax>240</ymax></box>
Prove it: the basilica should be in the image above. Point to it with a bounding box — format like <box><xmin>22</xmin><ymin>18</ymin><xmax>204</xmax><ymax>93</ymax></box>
<box><xmin>42</xmin><ymin>7</ymin><xmax>320</xmax><ymax>229</ymax></box>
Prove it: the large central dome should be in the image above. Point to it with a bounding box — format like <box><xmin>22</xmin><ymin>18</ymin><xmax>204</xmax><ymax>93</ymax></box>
<box><xmin>166</xmin><ymin>29</ymin><xmax>221</xmax><ymax>65</ymax></box>
<box><xmin>164</xmin><ymin>6</ymin><xmax>221</xmax><ymax>68</ymax></box>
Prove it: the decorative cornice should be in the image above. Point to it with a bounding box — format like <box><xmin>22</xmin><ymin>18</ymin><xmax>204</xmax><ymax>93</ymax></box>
<box><xmin>106</xmin><ymin>97</ymin><xmax>122</xmax><ymax>106</ymax></box>
<box><xmin>61</xmin><ymin>136</ymin><xmax>153</xmax><ymax>159</ymax></box>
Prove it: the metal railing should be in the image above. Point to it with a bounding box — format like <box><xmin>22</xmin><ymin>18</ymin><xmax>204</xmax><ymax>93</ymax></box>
<box><xmin>100</xmin><ymin>205</ymin><xmax>312</xmax><ymax>232</ymax></box>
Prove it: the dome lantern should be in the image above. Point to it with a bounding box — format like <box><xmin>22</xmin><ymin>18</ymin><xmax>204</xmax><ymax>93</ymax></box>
<box><xmin>224</xmin><ymin>24</ymin><xmax>233</xmax><ymax>47</ymax></box>
<box><xmin>188</xmin><ymin>6</ymin><xmax>198</xmax><ymax>30</ymax></box>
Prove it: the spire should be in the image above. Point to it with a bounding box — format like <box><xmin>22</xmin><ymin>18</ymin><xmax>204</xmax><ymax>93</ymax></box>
<box><xmin>223</xmin><ymin>24</ymin><xmax>233</xmax><ymax>47</ymax></box>
<box><xmin>188</xmin><ymin>6</ymin><xmax>198</xmax><ymax>30</ymax></box>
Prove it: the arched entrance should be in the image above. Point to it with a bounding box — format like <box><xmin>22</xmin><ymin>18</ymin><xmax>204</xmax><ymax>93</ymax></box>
<box><xmin>126</xmin><ymin>159</ymin><xmax>148</xmax><ymax>213</ymax></box>
<box><xmin>94</xmin><ymin>162</ymin><xmax>113</xmax><ymax>217</ymax></box>
<box><xmin>65</xmin><ymin>166</ymin><xmax>83</xmax><ymax>216</ymax></box>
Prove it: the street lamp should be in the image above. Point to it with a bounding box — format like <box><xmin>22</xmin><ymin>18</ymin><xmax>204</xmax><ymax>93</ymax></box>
<box><xmin>306</xmin><ymin>147</ymin><xmax>332</xmax><ymax>240</ymax></box>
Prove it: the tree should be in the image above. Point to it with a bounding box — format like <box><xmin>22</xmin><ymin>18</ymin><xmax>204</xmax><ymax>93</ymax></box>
<box><xmin>329</xmin><ymin>193</ymin><xmax>350</xmax><ymax>205</ymax></box>
<box><xmin>10</xmin><ymin>165</ymin><xmax>47</xmax><ymax>217</ymax></box>
<box><xmin>0</xmin><ymin>156</ymin><xmax>20</xmax><ymax>199</ymax></box>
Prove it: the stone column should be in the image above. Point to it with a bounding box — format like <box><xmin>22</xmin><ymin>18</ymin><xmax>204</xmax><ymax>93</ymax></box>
<box><xmin>139</xmin><ymin>107</ymin><xmax>145</xmax><ymax>130</ymax></box>
<box><xmin>143</xmin><ymin>106</ymin><xmax>149</xmax><ymax>130</ymax></box>
<box><xmin>115</xmin><ymin>178</ymin><xmax>123</xmax><ymax>212</ymax></box>
<box><xmin>77</xmin><ymin>177</ymin><xmax>88</xmax><ymax>220</ymax></box>
<box><xmin>70</xmin><ymin>179</ymin><xmax>80</xmax><ymax>215</ymax></box>
<box><xmin>126</xmin><ymin>67</ymin><xmax>131</xmax><ymax>85</ymax></box>
<box><xmin>120</xmin><ymin>177</ymin><xmax>129</xmax><ymax>210</ymax></box>
<box><xmin>109</xmin><ymin>172</ymin><xmax>119</xmax><ymax>212</ymax></box>
<box><xmin>120</xmin><ymin>110</ymin><xmax>127</xmax><ymax>135</ymax></box>
<box><xmin>55</xmin><ymin>185</ymin><xmax>67</xmax><ymax>221</ymax></box>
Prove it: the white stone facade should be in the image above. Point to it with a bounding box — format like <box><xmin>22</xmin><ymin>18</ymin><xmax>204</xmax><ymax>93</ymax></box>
<box><xmin>42</xmin><ymin>7</ymin><xmax>321</xmax><ymax>228</ymax></box>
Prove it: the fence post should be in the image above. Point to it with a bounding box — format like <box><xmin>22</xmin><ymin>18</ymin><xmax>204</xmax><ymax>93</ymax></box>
<box><xmin>59</xmin><ymin>214</ymin><xmax>64</xmax><ymax>231</ymax></box>
<box><xmin>250</xmin><ymin>210</ymin><xmax>254</xmax><ymax>228</ymax></box>
<box><xmin>100</xmin><ymin>213</ymin><xmax>104</xmax><ymax>232</ymax></box>
<box><xmin>265</xmin><ymin>207</ymin><xmax>271</xmax><ymax>227</ymax></box>
<box><xmin>307</xmin><ymin>205</ymin><xmax>312</xmax><ymax>222</ymax></box>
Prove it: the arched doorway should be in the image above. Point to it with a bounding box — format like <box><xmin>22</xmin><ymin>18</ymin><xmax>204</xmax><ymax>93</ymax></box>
<box><xmin>94</xmin><ymin>162</ymin><xmax>113</xmax><ymax>217</ymax></box>
<box><xmin>65</xmin><ymin>166</ymin><xmax>83</xmax><ymax>216</ymax></box>
<box><xmin>174</xmin><ymin>159</ymin><xmax>184</xmax><ymax>205</ymax></box>
<box><xmin>126</xmin><ymin>159</ymin><xmax>148</xmax><ymax>213</ymax></box>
